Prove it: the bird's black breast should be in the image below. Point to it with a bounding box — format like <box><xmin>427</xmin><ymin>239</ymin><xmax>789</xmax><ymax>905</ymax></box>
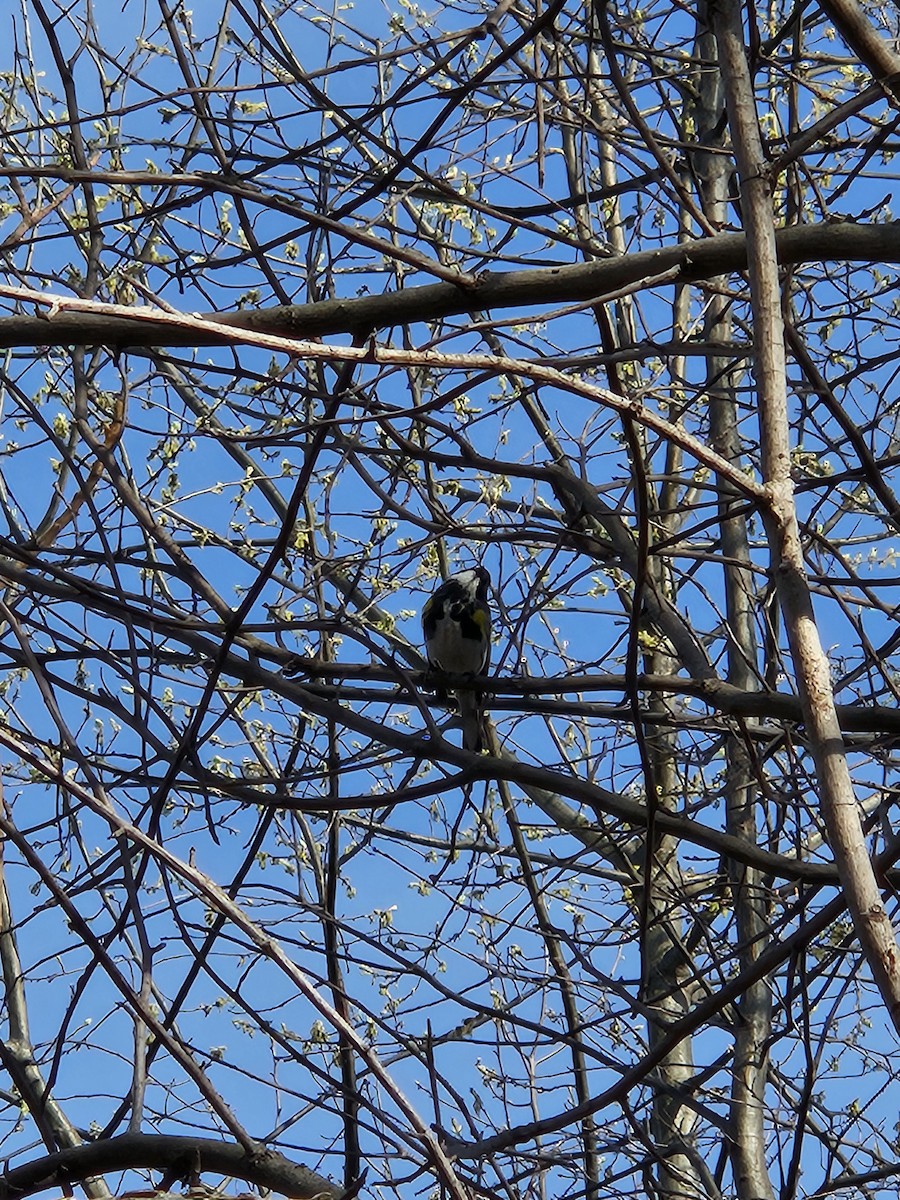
<box><xmin>452</xmin><ymin>606</ymin><xmax>483</xmax><ymax>641</ymax></box>
<box><xmin>422</xmin><ymin>597</ymin><xmax>443</xmax><ymax>639</ymax></box>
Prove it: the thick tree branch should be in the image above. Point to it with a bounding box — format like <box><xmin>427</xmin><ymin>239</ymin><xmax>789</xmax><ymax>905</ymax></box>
<box><xmin>0</xmin><ymin>1133</ymin><xmax>342</xmax><ymax>1200</ymax></box>
<box><xmin>0</xmin><ymin>222</ymin><xmax>897</xmax><ymax>347</ymax></box>
<box><xmin>712</xmin><ymin>0</ymin><xmax>900</xmax><ymax>1033</ymax></box>
<box><xmin>815</xmin><ymin>0</ymin><xmax>900</xmax><ymax>98</ymax></box>
<box><xmin>0</xmin><ymin>853</ymin><xmax>111</xmax><ymax>1200</ymax></box>
<box><xmin>0</xmin><ymin>286</ymin><xmax>766</xmax><ymax>499</ymax></box>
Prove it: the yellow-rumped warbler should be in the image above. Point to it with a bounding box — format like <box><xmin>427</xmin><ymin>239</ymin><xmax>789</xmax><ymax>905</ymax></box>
<box><xmin>422</xmin><ymin>566</ymin><xmax>492</xmax><ymax>752</ymax></box>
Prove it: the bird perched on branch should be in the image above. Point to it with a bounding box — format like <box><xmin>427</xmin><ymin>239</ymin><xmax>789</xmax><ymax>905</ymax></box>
<box><xmin>422</xmin><ymin>566</ymin><xmax>492</xmax><ymax>752</ymax></box>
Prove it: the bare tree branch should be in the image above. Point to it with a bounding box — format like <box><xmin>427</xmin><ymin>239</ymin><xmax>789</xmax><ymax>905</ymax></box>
<box><xmin>713</xmin><ymin>0</ymin><xmax>900</xmax><ymax>1032</ymax></box>
<box><xmin>0</xmin><ymin>1133</ymin><xmax>343</xmax><ymax>1200</ymax></box>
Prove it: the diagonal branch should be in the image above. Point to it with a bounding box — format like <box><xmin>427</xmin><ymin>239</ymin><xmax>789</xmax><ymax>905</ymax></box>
<box><xmin>815</xmin><ymin>0</ymin><xmax>900</xmax><ymax>99</ymax></box>
<box><xmin>0</xmin><ymin>850</ymin><xmax>111</xmax><ymax>1200</ymax></box>
<box><xmin>0</xmin><ymin>284</ymin><xmax>766</xmax><ymax>500</ymax></box>
<box><xmin>711</xmin><ymin>0</ymin><xmax>900</xmax><ymax>1033</ymax></box>
<box><xmin>0</xmin><ymin>220</ymin><xmax>899</xmax><ymax>346</ymax></box>
<box><xmin>0</xmin><ymin>1132</ymin><xmax>342</xmax><ymax>1200</ymax></box>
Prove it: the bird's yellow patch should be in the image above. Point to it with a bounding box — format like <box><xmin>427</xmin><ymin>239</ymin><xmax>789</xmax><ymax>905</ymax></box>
<box><xmin>470</xmin><ymin>608</ymin><xmax>489</xmax><ymax>635</ymax></box>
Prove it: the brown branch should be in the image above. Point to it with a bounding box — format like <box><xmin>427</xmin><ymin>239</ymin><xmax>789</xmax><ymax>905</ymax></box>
<box><xmin>285</xmin><ymin>661</ymin><xmax>900</xmax><ymax>736</ymax></box>
<box><xmin>0</xmin><ymin>287</ymin><xmax>766</xmax><ymax>499</ymax></box>
<box><xmin>0</xmin><ymin>1133</ymin><xmax>342</xmax><ymax>1200</ymax></box>
<box><xmin>0</xmin><ymin>751</ymin><xmax>470</xmax><ymax>1200</ymax></box>
<box><xmin>441</xmin><ymin>888</ymin><xmax>849</xmax><ymax>1159</ymax></box>
<box><xmin>815</xmin><ymin>0</ymin><xmax>900</xmax><ymax>99</ymax></box>
<box><xmin>0</xmin><ymin>219</ymin><xmax>897</xmax><ymax>347</ymax></box>
<box><xmin>0</xmin><ymin>667</ymin><xmax>843</xmax><ymax>885</ymax></box>
<box><xmin>712</xmin><ymin>0</ymin><xmax>900</xmax><ymax>1035</ymax></box>
<box><xmin>0</xmin><ymin>850</ymin><xmax>111</xmax><ymax>1199</ymax></box>
<box><xmin>0</xmin><ymin>804</ymin><xmax>258</xmax><ymax>1155</ymax></box>
<box><xmin>0</xmin><ymin>549</ymin><xmax>885</xmax><ymax>886</ymax></box>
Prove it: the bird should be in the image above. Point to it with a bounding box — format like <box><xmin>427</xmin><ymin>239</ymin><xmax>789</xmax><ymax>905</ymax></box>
<box><xmin>421</xmin><ymin>566</ymin><xmax>492</xmax><ymax>752</ymax></box>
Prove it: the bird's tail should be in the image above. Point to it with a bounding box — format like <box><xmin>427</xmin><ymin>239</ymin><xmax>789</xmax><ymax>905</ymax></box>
<box><xmin>456</xmin><ymin>687</ymin><xmax>484</xmax><ymax>753</ymax></box>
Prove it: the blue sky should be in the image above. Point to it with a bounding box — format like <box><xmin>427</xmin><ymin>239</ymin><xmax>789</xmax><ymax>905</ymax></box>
<box><xmin>2</xmin><ymin>1</ymin><xmax>900</xmax><ymax>1198</ymax></box>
